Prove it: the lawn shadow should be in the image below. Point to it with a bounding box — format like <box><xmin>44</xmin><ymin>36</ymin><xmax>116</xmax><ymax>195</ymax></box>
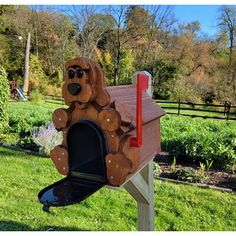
<box><xmin>216</xmin><ymin>176</ymin><xmax>236</xmax><ymax>191</ymax></box>
<box><xmin>0</xmin><ymin>145</ymin><xmax>47</xmax><ymax>159</ymax></box>
<box><xmin>0</xmin><ymin>148</ymin><xmax>20</xmax><ymax>157</ymax></box>
<box><xmin>0</xmin><ymin>220</ymin><xmax>89</xmax><ymax>231</ymax></box>
<box><xmin>0</xmin><ymin>220</ymin><xmax>31</xmax><ymax>231</ymax></box>
<box><xmin>0</xmin><ymin>147</ymin><xmax>38</xmax><ymax>159</ymax></box>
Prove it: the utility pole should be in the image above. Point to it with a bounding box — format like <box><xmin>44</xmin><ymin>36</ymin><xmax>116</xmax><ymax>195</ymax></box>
<box><xmin>23</xmin><ymin>32</ymin><xmax>31</xmax><ymax>95</ymax></box>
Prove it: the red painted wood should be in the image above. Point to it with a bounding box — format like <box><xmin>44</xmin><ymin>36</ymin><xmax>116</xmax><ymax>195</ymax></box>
<box><xmin>130</xmin><ymin>73</ymin><xmax>149</xmax><ymax>148</ymax></box>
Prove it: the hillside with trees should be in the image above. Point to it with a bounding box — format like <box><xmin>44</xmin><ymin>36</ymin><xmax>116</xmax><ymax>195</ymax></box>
<box><xmin>0</xmin><ymin>5</ymin><xmax>236</xmax><ymax>104</ymax></box>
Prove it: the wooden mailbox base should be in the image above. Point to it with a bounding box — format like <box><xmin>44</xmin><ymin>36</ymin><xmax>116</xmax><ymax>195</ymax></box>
<box><xmin>107</xmin><ymin>160</ymin><xmax>154</xmax><ymax>231</ymax></box>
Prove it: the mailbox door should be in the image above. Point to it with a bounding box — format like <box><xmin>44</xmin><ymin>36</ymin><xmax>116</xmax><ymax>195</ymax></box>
<box><xmin>38</xmin><ymin>120</ymin><xmax>108</xmax><ymax>207</ymax></box>
<box><xmin>38</xmin><ymin>176</ymin><xmax>104</xmax><ymax>207</ymax></box>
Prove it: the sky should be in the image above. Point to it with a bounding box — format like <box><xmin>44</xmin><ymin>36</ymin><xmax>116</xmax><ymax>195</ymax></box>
<box><xmin>30</xmin><ymin>4</ymin><xmax>233</xmax><ymax>37</ymax></box>
<box><xmin>173</xmin><ymin>5</ymin><xmax>221</xmax><ymax>37</ymax></box>
<box><xmin>54</xmin><ymin>4</ymin><xmax>224</xmax><ymax>37</ymax></box>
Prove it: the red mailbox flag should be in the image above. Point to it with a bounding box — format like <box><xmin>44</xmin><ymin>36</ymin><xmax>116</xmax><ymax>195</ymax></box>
<box><xmin>130</xmin><ymin>73</ymin><xmax>149</xmax><ymax>148</ymax></box>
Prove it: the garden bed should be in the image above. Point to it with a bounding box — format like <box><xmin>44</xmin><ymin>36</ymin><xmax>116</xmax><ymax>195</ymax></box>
<box><xmin>154</xmin><ymin>152</ymin><xmax>236</xmax><ymax>192</ymax></box>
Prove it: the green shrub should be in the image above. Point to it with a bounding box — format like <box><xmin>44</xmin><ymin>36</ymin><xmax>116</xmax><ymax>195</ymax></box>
<box><xmin>0</xmin><ymin>65</ymin><xmax>10</xmax><ymax>133</ymax></box>
<box><xmin>8</xmin><ymin>102</ymin><xmax>52</xmax><ymax>135</ymax></box>
<box><xmin>153</xmin><ymin>162</ymin><xmax>162</xmax><ymax>174</ymax></box>
<box><xmin>29</xmin><ymin>55</ymin><xmax>48</xmax><ymax>94</ymax></box>
<box><xmin>6</xmin><ymin>102</ymin><xmax>56</xmax><ymax>151</ymax></box>
<box><xmin>142</xmin><ymin>59</ymin><xmax>178</xmax><ymax>87</ymax></box>
<box><xmin>161</xmin><ymin>115</ymin><xmax>236</xmax><ymax>171</ymax></box>
<box><xmin>96</xmin><ymin>49</ymin><xmax>135</xmax><ymax>85</ymax></box>
<box><xmin>153</xmin><ymin>87</ymin><xmax>171</xmax><ymax>100</ymax></box>
<box><xmin>17</xmin><ymin>136</ymin><xmax>39</xmax><ymax>152</ymax></box>
<box><xmin>29</xmin><ymin>89</ymin><xmax>44</xmax><ymax>104</ymax></box>
<box><xmin>0</xmin><ymin>133</ymin><xmax>18</xmax><ymax>145</ymax></box>
<box><xmin>165</xmin><ymin>169</ymin><xmax>206</xmax><ymax>183</ymax></box>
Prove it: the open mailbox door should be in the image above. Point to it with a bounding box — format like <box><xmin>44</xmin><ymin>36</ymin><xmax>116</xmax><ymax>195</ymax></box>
<box><xmin>38</xmin><ymin>120</ymin><xmax>108</xmax><ymax>211</ymax></box>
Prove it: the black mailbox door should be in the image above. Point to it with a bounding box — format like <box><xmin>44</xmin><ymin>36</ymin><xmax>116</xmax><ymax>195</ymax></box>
<box><xmin>38</xmin><ymin>120</ymin><xmax>108</xmax><ymax>208</ymax></box>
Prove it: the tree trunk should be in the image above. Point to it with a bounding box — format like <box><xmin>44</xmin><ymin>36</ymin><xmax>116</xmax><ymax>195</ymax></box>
<box><xmin>114</xmin><ymin>29</ymin><xmax>121</xmax><ymax>86</ymax></box>
<box><xmin>61</xmin><ymin>41</ymin><xmax>65</xmax><ymax>77</ymax></box>
<box><xmin>35</xmin><ymin>28</ymin><xmax>39</xmax><ymax>59</ymax></box>
<box><xmin>23</xmin><ymin>32</ymin><xmax>31</xmax><ymax>95</ymax></box>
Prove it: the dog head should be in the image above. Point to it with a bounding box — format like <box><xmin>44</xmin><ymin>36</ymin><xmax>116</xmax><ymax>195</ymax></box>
<box><xmin>62</xmin><ymin>57</ymin><xmax>110</xmax><ymax>108</ymax></box>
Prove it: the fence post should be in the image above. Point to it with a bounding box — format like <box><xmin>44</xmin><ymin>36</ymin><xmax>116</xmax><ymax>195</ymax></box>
<box><xmin>177</xmin><ymin>99</ymin><xmax>181</xmax><ymax>116</ymax></box>
<box><xmin>226</xmin><ymin>103</ymin><xmax>231</xmax><ymax>121</ymax></box>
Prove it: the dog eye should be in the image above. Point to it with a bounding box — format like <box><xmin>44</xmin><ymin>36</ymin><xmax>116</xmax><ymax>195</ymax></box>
<box><xmin>76</xmin><ymin>69</ymin><xmax>84</xmax><ymax>78</ymax></box>
<box><xmin>67</xmin><ymin>69</ymin><xmax>75</xmax><ymax>79</ymax></box>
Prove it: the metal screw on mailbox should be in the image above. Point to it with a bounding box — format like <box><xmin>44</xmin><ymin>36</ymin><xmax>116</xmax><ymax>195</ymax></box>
<box><xmin>106</xmin><ymin>118</ymin><xmax>110</xmax><ymax>122</ymax></box>
<box><xmin>58</xmin><ymin>158</ymin><xmax>61</xmax><ymax>161</ymax></box>
<box><xmin>108</xmin><ymin>160</ymin><xmax>111</xmax><ymax>163</ymax></box>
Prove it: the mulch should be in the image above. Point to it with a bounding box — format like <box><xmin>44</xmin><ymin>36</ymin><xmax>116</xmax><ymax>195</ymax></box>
<box><xmin>154</xmin><ymin>152</ymin><xmax>236</xmax><ymax>192</ymax></box>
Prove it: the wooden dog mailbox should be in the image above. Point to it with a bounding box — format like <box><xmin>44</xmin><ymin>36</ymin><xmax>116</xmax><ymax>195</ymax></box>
<box><xmin>38</xmin><ymin>57</ymin><xmax>165</xmax><ymax>230</ymax></box>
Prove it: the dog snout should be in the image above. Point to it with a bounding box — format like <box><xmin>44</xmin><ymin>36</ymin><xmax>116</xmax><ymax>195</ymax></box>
<box><xmin>67</xmin><ymin>83</ymin><xmax>81</xmax><ymax>96</ymax></box>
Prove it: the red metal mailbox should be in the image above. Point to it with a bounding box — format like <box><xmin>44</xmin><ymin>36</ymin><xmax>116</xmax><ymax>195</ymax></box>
<box><xmin>38</xmin><ymin>57</ymin><xmax>165</xmax><ymax>211</ymax></box>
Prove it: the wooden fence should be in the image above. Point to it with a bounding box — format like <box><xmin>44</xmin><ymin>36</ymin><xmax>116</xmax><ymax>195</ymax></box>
<box><xmin>156</xmin><ymin>100</ymin><xmax>236</xmax><ymax>121</ymax></box>
<box><xmin>38</xmin><ymin>96</ymin><xmax>236</xmax><ymax>121</ymax></box>
<box><xmin>45</xmin><ymin>95</ymin><xmax>64</xmax><ymax>105</ymax></box>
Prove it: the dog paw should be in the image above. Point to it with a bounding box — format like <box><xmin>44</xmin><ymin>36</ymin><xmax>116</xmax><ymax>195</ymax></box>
<box><xmin>105</xmin><ymin>153</ymin><xmax>132</xmax><ymax>186</ymax></box>
<box><xmin>52</xmin><ymin>108</ymin><xmax>71</xmax><ymax>130</ymax></box>
<box><xmin>50</xmin><ymin>145</ymin><xmax>69</xmax><ymax>175</ymax></box>
<box><xmin>98</xmin><ymin>108</ymin><xmax>121</xmax><ymax>132</ymax></box>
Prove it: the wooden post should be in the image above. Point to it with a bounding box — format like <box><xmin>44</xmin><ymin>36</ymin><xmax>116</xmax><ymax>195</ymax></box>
<box><xmin>223</xmin><ymin>101</ymin><xmax>227</xmax><ymax>116</ymax></box>
<box><xmin>124</xmin><ymin>160</ymin><xmax>154</xmax><ymax>231</ymax></box>
<box><xmin>23</xmin><ymin>32</ymin><xmax>31</xmax><ymax>95</ymax></box>
<box><xmin>226</xmin><ymin>103</ymin><xmax>231</xmax><ymax>121</ymax></box>
<box><xmin>177</xmin><ymin>99</ymin><xmax>181</xmax><ymax>116</ymax></box>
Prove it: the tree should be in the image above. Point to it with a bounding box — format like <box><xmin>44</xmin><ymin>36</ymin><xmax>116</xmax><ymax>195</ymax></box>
<box><xmin>0</xmin><ymin>6</ymin><xmax>25</xmax><ymax>81</ymax></box>
<box><xmin>64</xmin><ymin>6</ymin><xmax>115</xmax><ymax>58</ymax></box>
<box><xmin>218</xmin><ymin>6</ymin><xmax>236</xmax><ymax>65</ymax></box>
<box><xmin>96</xmin><ymin>48</ymin><xmax>135</xmax><ymax>86</ymax></box>
<box><xmin>106</xmin><ymin>5</ymin><xmax>130</xmax><ymax>85</ymax></box>
<box><xmin>218</xmin><ymin>6</ymin><xmax>236</xmax><ymax>101</ymax></box>
<box><xmin>125</xmin><ymin>6</ymin><xmax>176</xmax><ymax>67</ymax></box>
<box><xmin>125</xmin><ymin>6</ymin><xmax>149</xmax><ymax>44</ymax></box>
<box><xmin>0</xmin><ymin>66</ymin><xmax>10</xmax><ymax>132</ymax></box>
<box><xmin>124</xmin><ymin>5</ymin><xmax>154</xmax><ymax>67</ymax></box>
<box><xmin>22</xmin><ymin>32</ymin><xmax>30</xmax><ymax>94</ymax></box>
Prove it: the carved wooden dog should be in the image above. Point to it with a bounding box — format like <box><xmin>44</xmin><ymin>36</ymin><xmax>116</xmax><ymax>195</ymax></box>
<box><xmin>51</xmin><ymin>57</ymin><xmax>164</xmax><ymax>186</ymax></box>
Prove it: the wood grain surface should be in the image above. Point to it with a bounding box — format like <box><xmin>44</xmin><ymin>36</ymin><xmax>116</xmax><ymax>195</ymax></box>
<box><xmin>50</xmin><ymin>57</ymin><xmax>165</xmax><ymax>186</ymax></box>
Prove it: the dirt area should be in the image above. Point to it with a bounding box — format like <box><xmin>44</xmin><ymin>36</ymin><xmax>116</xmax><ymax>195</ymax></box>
<box><xmin>154</xmin><ymin>152</ymin><xmax>236</xmax><ymax>192</ymax></box>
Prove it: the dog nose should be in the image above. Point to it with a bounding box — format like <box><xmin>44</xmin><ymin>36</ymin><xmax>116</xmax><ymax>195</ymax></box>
<box><xmin>67</xmin><ymin>83</ymin><xmax>81</xmax><ymax>96</ymax></box>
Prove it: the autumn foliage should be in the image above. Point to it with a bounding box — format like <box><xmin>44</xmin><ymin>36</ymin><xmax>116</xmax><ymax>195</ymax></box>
<box><xmin>0</xmin><ymin>5</ymin><xmax>235</xmax><ymax>103</ymax></box>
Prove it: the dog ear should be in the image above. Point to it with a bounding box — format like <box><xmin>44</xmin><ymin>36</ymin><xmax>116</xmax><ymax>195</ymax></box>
<box><xmin>94</xmin><ymin>63</ymin><xmax>110</xmax><ymax>107</ymax></box>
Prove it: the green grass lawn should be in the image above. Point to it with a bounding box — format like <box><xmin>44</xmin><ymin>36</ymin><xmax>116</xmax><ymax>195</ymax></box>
<box><xmin>0</xmin><ymin>146</ymin><xmax>235</xmax><ymax>231</ymax></box>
